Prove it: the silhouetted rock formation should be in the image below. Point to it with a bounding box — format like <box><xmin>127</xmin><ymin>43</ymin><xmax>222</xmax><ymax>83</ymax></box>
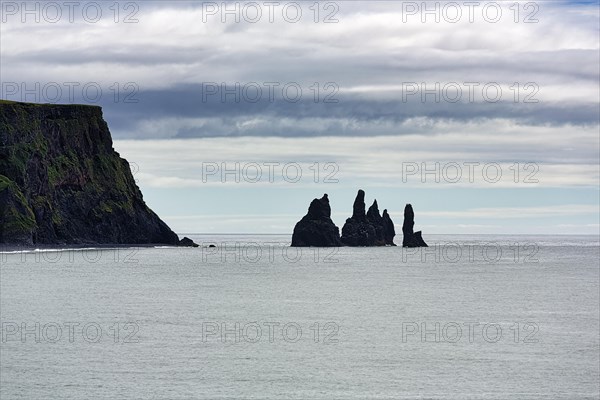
<box><xmin>341</xmin><ymin>190</ymin><xmax>375</xmax><ymax>246</ymax></box>
<box><xmin>291</xmin><ymin>194</ymin><xmax>341</xmax><ymax>247</ymax></box>
<box><xmin>341</xmin><ymin>190</ymin><xmax>395</xmax><ymax>246</ymax></box>
<box><xmin>179</xmin><ymin>237</ymin><xmax>199</xmax><ymax>247</ymax></box>
<box><xmin>366</xmin><ymin>200</ymin><xmax>385</xmax><ymax>245</ymax></box>
<box><xmin>352</xmin><ymin>189</ymin><xmax>367</xmax><ymax>220</ymax></box>
<box><xmin>382</xmin><ymin>209</ymin><xmax>396</xmax><ymax>246</ymax></box>
<box><xmin>291</xmin><ymin>191</ymin><xmax>424</xmax><ymax>248</ymax></box>
<box><xmin>402</xmin><ymin>204</ymin><xmax>428</xmax><ymax>247</ymax></box>
<box><xmin>0</xmin><ymin>100</ymin><xmax>183</xmax><ymax>246</ymax></box>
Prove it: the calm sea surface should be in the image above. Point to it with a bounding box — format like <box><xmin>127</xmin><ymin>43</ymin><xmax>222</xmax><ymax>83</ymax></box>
<box><xmin>1</xmin><ymin>234</ymin><xmax>599</xmax><ymax>399</ymax></box>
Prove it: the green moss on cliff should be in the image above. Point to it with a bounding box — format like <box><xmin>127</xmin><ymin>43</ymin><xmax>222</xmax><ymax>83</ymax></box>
<box><xmin>4</xmin><ymin>204</ymin><xmax>36</xmax><ymax>235</ymax></box>
<box><xmin>0</xmin><ymin>175</ymin><xmax>10</xmax><ymax>191</ymax></box>
<box><xmin>1</xmin><ymin>100</ymin><xmax>180</xmax><ymax>245</ymax></box>
<box><xmin>47</xmin><ymin>152</ymin><xmax>80</xmax><ymax>186</ymax></box>
<box><xmin>0</xmin><ymin>175</ymin><xmax>37</xmax><ymax>243</ymax></box>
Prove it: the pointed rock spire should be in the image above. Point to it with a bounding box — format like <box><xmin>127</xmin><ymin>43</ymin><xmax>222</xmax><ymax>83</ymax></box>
<box><xmin>402</xmin><ymin>204</ymin><xmax>427</xmax><ymax>247</ymax></box>
<box><xmin>307</xmin><ymin>193</ymin><xmax>332</xmax><ymax>219</ymax></box>
<box><xmin>352</xmin><ymin>189</ymin><xmax>367</xmax><ymax>220</ymax></box>
<box><xmin>291</xmin><ymin>193</ymin><xmax>341</xmax><ymax>247</ymax></box>
<box><xmin>341</xmin><ymin>190</ymin><xmax>395</xmax><ymax>246</ymax></box>
<box><xmin>382</xmin><ymin>209</ymin><xmax>396</xmax><ymax>246</ymax></box>
<box><xmin>367</xmin><ymin>199</ymin><xmax>381</xmax><ymax>221</ymax></box>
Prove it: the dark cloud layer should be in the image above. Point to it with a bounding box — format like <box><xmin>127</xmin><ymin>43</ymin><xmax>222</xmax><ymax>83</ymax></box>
<box><xmin>92</xmin><ymin>85</ymin><xmax>600</xmax><ymax>138</ymax></box>
<box><xmin>1</xmin><ymin>1</ymin><xmax>598</xmax><ymax>138</ymax></box>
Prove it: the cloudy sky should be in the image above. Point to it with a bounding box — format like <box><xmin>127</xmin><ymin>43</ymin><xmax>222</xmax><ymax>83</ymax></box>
<box><xmin>1</xmin><ymin>0</ymin><xmax>598</xmax><ymax>234</ymax></box>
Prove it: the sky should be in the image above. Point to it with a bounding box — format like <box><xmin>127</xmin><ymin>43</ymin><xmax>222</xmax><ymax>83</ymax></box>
<box><xmin>1</xmin><ymin>0</ymin><xmax>599</xmax><ymax>234</ymax></box>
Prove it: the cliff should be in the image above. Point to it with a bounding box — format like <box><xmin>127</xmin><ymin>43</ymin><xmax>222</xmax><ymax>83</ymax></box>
<box><xmin>0</xmin><ymin>100</ymin><xmax>182</xmax><ymax>246</ymax></box>
<box><xmin>291</xmin><ymin>194</ymin><xmax>342</xmax><ymax>247</ymax></box>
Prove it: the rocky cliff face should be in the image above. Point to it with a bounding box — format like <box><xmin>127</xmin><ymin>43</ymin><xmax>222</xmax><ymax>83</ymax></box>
<box><xmin>402</xmin><ymin>204</ymin><xmax>428</xmax><ymax>247</ymax></box>
<box><xmin>291</xmin><ymin>194</ymin><xmax>342</xmax><ymax>247</ymax></box>
<box><xmin>0</xmin><ymin>100</ymin><xmax>181</xmax><ymax>246</ymax></box>
<box><xmin>341</xmin><ymin>190</ymin><xmax>396</xmax><ymax>246</ymax></box>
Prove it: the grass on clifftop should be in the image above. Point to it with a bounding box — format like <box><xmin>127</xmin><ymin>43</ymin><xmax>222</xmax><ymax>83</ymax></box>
<box><xmin>0</xmin><ymin>99</ymin><xmax>99</xmax><ymax>108</ymax></box>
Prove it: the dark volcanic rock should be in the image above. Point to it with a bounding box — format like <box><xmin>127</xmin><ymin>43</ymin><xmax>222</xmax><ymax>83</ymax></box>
<box><xmin>291</xmin><ymin>194</ymin><xmax>341</xmax><ymax>247</ymax></box>
<box><xmin>402</xmin><ymin>204</ymin><xmax>428</xmax><ymax>247</ymax></box>
<box><xmin>341</xmin><ymin>190</ymin><xmax>376</xmax><ymax>246</ymax></box>
<box><xmin>352</xmin><ymin>189</ymin><xmax>367</xmax><ymax>221</ymax></box>
<box><xmin>179</xmin><ymin>237</ymin><xmax>199</xmax><ymax>247</ymax></box>
<box><xmin>366</xmin><ymin>200</ymin><xmax>386</xmax><ymax>246</ymax></box>
<box><xmin>367</xmin><ymin>200</ymin><xmax>383</xmax><ymax>223</ymax></box>
<box><xmin>382</xmin><ymin>209</ymin><xmax>396</xmax><ymax>246</ymax></box>
<box><xmin>0</xmin><ymin>100</ymin><xmax>180</xmax><ymax>246</ymax></box>
<box><xmin>0</xmin><ymin>176</ymin><xmax>36</xmax><ymax>245</ymax></box>
<box><xmin>341</xmin><ymin>190</ymin><xmax>395</xmax><ymax>246</ymax></box>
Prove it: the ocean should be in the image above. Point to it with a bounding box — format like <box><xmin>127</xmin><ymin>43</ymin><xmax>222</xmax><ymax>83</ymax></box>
<box><xmin>1</xmin><ymin>234</ymin><xmax>599</xmax><ymax>399</ymax></box>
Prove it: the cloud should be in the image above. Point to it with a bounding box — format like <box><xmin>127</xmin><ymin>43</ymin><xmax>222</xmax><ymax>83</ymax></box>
<box><xmin>95</xmin><ymin>89</ymin><xmax>599</xmax><ymax>138</ymax></box>
<box><xmin>115</xmin><ymin>121</ymin><xmax>600</xmax><ymax>189</ymax></box>
<box><xmin>2</xmin><ymin>1</ymin><xmax>598</xmax><ymax>234</ymax></box>
<box><xmin>1</xmin><ymin>1</ymin><xmax>598</xmax><ymax>138</ymax></box>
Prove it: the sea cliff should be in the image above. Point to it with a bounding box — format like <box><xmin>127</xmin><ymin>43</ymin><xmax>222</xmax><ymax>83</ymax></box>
<box><xmin>0</xmin><ymin>100</ymin><xmax>181</xmax><ymax>246</ymax></box>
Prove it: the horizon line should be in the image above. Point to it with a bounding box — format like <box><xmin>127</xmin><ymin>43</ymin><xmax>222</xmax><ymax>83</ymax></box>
<box><xmin>177</xmin><ymin>232</ymin><xmax>600</xmax><ymax>236</ymax></box>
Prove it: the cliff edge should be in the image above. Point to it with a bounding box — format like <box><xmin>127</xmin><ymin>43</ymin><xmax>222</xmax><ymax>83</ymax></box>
<box><xmin>0</xmin><ymin>100</ymin><xmax>181</xmax><ymax>246</ymax></box>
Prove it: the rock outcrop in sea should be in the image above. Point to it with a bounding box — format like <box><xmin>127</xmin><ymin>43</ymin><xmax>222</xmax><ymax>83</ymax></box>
<box><xmin>290</xmin><ymin>191</ymin><xmax>430</xmax><ymax>248</ymax></box>
<box><xmin>341</xmin><ymin>190</ymin><xmax>396</xmax><ymax>246</ymax></box>
<box><xmin>179</xmin><ymin>237</ymin><xmax>199</xmax><ymax>247</ymax></box>
<box><xmin>402</xmin><ymin>204</ymin><xmax>428</xmax><ymax>247</ymax></box>
<box><xmin>382</xmin><ymin>209</ymin><xmax>396</xmax><ymax>246</ymax></box>
<box><xmin>0</xmin><ymin>100</ymin><xmax>195</xmax><ymax>246</ymax></box>
<box><xmin>291</xmin><ymin>194</ymin><xmax>342</xmax><ymax>247</ymax></box>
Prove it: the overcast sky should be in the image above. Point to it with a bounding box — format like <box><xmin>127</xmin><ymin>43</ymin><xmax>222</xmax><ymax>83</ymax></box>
<box><xmin>1</xmin><ymin>0</ymin><xmax>598</xmax><ymax>234</ymax></box>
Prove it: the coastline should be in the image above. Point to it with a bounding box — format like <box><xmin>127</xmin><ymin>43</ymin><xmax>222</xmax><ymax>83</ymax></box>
<box><xmin>0</xmin><ymin>243</ymin><xmax>181</xmax><ymax>253</ymax></box>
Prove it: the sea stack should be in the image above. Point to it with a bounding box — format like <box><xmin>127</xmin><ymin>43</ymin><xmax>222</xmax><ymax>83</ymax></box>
<box><xmin>0</xmin><ymin>100</ymin><xmax>196</xmax><ymax>246</ymax></box>
<box><xmin>341</xmin><ymin>190</ymin><xmax>395</xmax><ymax>246</ymax></box>
<box><xmin>341</xmin><ymin>190</ymin><xmax>376</xmax><ymax>246</ymax></box>
<box><xmin>382</xmin><ymin>209</ymin><xmax>396</xmax><ymax>246</ymax></box>
<box><xmin>291</xmin><ymin>194</ymin><xmax>342</xmax><ymax>247</ymax></box>
<box><xmin>366</xmin><ymin>200</ymin><xmax>385</xmax><ymax>245</ymax></box>
<box><xmin>402</xmin><ymin>204</ymin><xmax>428</xmax><ymax>247</ymax></box>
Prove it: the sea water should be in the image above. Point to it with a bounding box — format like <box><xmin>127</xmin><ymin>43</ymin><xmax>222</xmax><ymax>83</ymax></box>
<box><xmin>1</xmin><ymin>235</ymin><xmax>599</xmax><ymax>399</ymax></box>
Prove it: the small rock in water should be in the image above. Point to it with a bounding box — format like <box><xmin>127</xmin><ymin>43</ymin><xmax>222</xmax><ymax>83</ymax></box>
<box><xmin>179</xmin><ymin>237</ymin><xmax>199</xmax><ymax>247</ymax></box>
